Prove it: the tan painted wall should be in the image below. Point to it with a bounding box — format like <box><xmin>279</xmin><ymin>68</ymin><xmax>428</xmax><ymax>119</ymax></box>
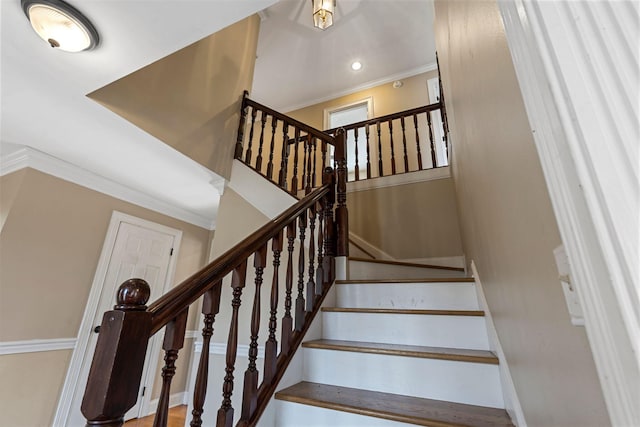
<box><xmin>88</xmin><ymin>15</ymin><xmax>261</xmax><ymax>179</ymax></box>
<box><xmin>0</xmin><ymin>168</ymin><xmax>211</xmax><ymax>426</ymax></box>
<box><xmin>287</xmin><ymin>71</ymin><xmax>438</xmax><ymax>128</ymax></box>
<box><xmin>347</xmin><ymin>177</ymin><xmax>463</xmax><ymax>260</ymax></box>
<box><xmin>0</xmin><ymin>350</ymin><xmax>71</xmax><ymax>427</ymax></box>
<box><xmin>434</xmin><ymin>1</ymin><xmax>610</xmax><ymax>426</ymax></box>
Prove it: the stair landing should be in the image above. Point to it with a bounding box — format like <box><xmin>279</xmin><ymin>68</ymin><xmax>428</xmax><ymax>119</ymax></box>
<box><xmin>275</xmin><ymin>382</ymin><xmax>514</xmax><ymax>427</ymax></box>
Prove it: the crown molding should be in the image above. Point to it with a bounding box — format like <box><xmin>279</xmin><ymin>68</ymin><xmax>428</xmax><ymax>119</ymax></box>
<box><xmin>280</xmin><ymin>62</ymin><xmax>438</xmax><ymax>113</ymax></box>
<box><xmin>0</xmin><ymin>147</ymin><xmax>216</xmax><ymax>230</ymax></box>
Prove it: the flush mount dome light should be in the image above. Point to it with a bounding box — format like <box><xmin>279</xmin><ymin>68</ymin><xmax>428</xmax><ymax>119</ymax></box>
<box><xmin>21</xmin><ymin>0</ymin><xmax>99</xmax><ymax>52</ymax></box>
<box><xmin>351</xmin><ymin>61</ymin><xmax>362</xmax><ymax>71</ymax></box>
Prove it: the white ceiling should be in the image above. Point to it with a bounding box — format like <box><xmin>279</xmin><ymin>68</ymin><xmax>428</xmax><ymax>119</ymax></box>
<box><xmin>252</xmin><ymin>0</ymin><xmax>436</xmax><ymax>112</ymax></box>
<box><xmin>0</xmin><ymin>0</ymin><xmax>436</xmax><ymax>229</ymax></box>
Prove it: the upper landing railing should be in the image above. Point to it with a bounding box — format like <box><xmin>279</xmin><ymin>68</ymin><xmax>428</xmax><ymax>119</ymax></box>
<box><xmin>235</xmin><ymin>92</ymin><xmax>449</xmax><ymax>193</ymax></box>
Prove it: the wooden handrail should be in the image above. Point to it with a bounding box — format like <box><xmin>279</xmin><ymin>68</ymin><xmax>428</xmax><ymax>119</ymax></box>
<box><xmin>244</xmin><ymin>98</ymin><xmax>334</xmax><ymax>145</ymax></box>
<box><xmin>148</xmin><ymin>183</ymin><xmax>331</xmax><ymax>334</ymax></box>
<box><xmin>82</xmin><ymin>91</ymin><xmax>351</xmax><ymax>427</ymax></box>
<box><xmin>323</xmin><ymin>102</ymin><xmax>442</xmax><ymax>134</ymax></box>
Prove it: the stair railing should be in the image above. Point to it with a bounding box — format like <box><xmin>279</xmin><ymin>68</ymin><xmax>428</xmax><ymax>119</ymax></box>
<box><xmin>81</xmin><ymin>132</ymin><xmax>348</xmax><ymax>426</ymax></box>
<box><xmin>323</xmin><ymin>102</ymin><xmax>449</xmax><ymax>182</ymax></box>
<box><xmin>234</xmin><ymin>92</ymin><xmax>337</xmax><ymax>196</ymax></box>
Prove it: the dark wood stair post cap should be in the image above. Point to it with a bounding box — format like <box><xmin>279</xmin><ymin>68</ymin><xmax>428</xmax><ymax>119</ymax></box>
<box><xmin>114</xmin><ymin>278</ymin><xmax>150</xmax><ymax>311</ymax></box>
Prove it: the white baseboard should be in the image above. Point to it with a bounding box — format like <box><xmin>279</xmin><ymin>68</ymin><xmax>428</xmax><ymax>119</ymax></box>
<box><xmin>346</xmin><ymin>166</ymin><xmax>451</xmax><ymax>193</ymax></box>
<box><xmin>471</xmin><ymin>261</ymin><xmax>527</xmax><ymax>427</ymax></box>
<box><xmin>0</xmin><ymin>338</ymin><xmax>76</xmax><ymax>355</ymax></box>
<box><xmin>147</xmin><ymin>392</ymin><xmax>188</xmax><ymax>416</ymax></box>
<box><xmin>398</xmin><ymin>256</ymin><xmax>466</xmax><ymax>269</ymax></box>
<box><xmin>348</xmin><ymin>232</ymin><xmax>394</xmax><ymax>260</ymax></box>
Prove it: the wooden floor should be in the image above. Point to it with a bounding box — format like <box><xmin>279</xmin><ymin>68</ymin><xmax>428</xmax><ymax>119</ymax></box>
<box><xmin>124</xmin><ymin>405</ymin><xmax>187</xmax><ymax>427</ymax></box>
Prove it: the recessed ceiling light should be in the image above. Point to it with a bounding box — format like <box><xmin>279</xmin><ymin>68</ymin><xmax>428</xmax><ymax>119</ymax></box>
<box><xmin>351</xmin><ymin>61</ymin><xmax>362</xmax><ymax>71</ymax></box>
<box><xmin>21</xmin><ymin>0</ymin><xmax>99</xmax><ymax>52</ymax></box>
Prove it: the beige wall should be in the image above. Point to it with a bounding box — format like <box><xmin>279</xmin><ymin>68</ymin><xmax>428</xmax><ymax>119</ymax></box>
<box><xmin>287</xmin><ymin>70</ymin><xmax>438</xmax><ymax>129</ymax></box>
<box><xmin>0</xmin><ymin>350</ymin><xmax>71</xmax><ymax>427</ymax></box>
<box><xmin>0</xmin><ymin>168</ymin><xmax>211</xmax><ymax>426</ymax></box>
<box><xmin>347</xmin><ymin>178</ymin><xmax>463</xmax><ymax>260</ymax></box>
<box><xmin>89</xmin><ymin>15</ymin><xmax>261</xmax><ymax>179</ymax></box>
<box><xmin>434</xmin><ymin>1</ymin><xmax>609</xmax><ymax>426</ymax></box>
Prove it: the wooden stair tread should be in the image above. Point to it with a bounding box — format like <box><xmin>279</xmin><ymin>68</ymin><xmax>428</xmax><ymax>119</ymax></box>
<box><xmin>302</xmin><ymin>339</ymin><xmax>499</xmax><ymax>364</ymax></box>
<box><xmin>349</xmin><ymin>257</ymin><xmax>466</xmax><ymax>272</ymax></box>
<box><xmin>322</xmin><ymin>307</ymin><xmax>485</xmax><ymax>316</ymax></box>
<box><xmin>275</xmin><ymin>382</ymin><xmax>514</xmax><ymax>427</ymax></box>
<box><xmin>336</xmin><ymin>277</ymin><xmax>475</xmax><ymax>284</ymax></box>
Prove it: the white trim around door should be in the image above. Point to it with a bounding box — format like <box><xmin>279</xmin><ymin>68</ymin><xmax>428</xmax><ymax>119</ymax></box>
<box><xmin>53</xmin><ymin>211</ymin><xmax>183</xmax><ymax>427</ymax></box>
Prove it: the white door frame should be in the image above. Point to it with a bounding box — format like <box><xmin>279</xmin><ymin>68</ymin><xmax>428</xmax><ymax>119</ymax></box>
<box><xmin>497</xmin><ymin>1</ymin><xmax>639</xmax><ymax>425</ymax></box>
<box><xmin>324</xmin><ymin>97</ymin><xmax>375</xmax><ymax>177</ymax></box>
<box><xmin>54</xmin><ymin>211</ymin><xmax>182</xmax><ymax>426</ymax></box>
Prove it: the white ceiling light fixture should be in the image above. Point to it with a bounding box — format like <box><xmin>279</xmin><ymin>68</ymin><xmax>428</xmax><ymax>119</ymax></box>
<box><xmin>351</xmin><ymin>61</ymin><xmax>362</xmax><ymax>71</ymax></box>
<box><xmin>311</xmin><ymin>0</ymin><xmax>336</xmax><ymax>30</ymax></box>
<box><xmin>21</xmin><ymin>0</ymin><xmax>99</xmax><ymax>52</ymax></box>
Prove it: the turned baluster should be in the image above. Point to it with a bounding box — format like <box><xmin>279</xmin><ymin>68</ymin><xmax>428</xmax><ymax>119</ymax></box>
<box><xmin>353</xmin><ymin>127</ymin><xmax>360</xmax><ymax>181</ymax></box>
<box><xmin>413</xmin><ymin>114</ymin><xmax>423</xmax><ymax>170</ymax></box>
<box><xmin>154</xmin><ymin>309</ymin><xmax>188</xmax><ymax>427</ymax></box>
<box><xmin>295</xmin><ymin>212</ymin><xmax>307</xmax><ymax>331</ymax></box>
<box><xmin>255</xmin><ymin>111</ymin><xmax>267</xmax><ymax>172</ymax></box>
<box><xmin>376</xmin><ymin>121</ymin><xmax>384</xmax><ymax>177</ymax></box>
<box><xmin>426</xmin><ymin>111</ymin><xmax>437</xmax><ymax>168</ymax></box>
<box><xmin>241</xmin><ymin>245</ymin><xmax>268</xmax><ymax>421</ymax></box>
<box><xmin>235</xmin><ymin>91</ymin><xmax>249</xmax><ymax>160</ymax></box>
<box><xmin>388</xmin><ymin>119</ymin><xmax>397</xmax><ymax>176</ymax></box>
<box><xmin>321</xmin><ymin>141</ymin><xmax>327</xmax><ymax>175</ymax></box>
<box><xmin>322</xmin><ymin>168</ymin><xmax>336</xmax><ymax>285</ymax></box>
<box><xmin>280</xmin><ymin>221</ymin><xmax>296</xmax><ymax>355</ymax></box>
<box><xmin>334</xmin><ymin>130</ymin><xmax>349</xmax><ymax>257</ymax></box>
<box><xmin>365</xmin><ymin>124</ymin><xmax>372</xmax><ymax>179</ymax></box>
<box><xmin>190</xmin><ymin>284</ymin><xmax>222</xmax><ymax>427</ymax></box>
<box><xmin>81</xmin><ymin>279</ymin><xmax>152</xmax><ymax>427</ymax></box>
<box><xmin>301</xmin><ymin>136</ymin><xmax>309</xmax><ymax>193</ymax></box>
<box><xmin>264</xmin><ymin>231</ymin><xmax>283</xmax><ymax>384</ymax></box>
<box><xmin>279</xmin><ymin>121</ymin><xmax>289</xmax><ymax>189</ymax></box>
<box><xmin>306</xmin><ymin>204</ymin><xmax>316</xmax><ymax>311</ymax></box>
<box><xmin>266</xmin><ymin>117</ymin><xmax>278</xmax><ymax>180</ymax></box>
<box><xmin>315</xmin><ymin>199</ymin><xmax>325</xmax><ymax>295</ymax></box>
<box><xmin>244</xmin><ymin>107</ymin><xmax>258</xmax><ymax>165</ymax></box>
<box><xmin>217</xmin><ymin>261</ymin><xmax>247</xmax><ymax>427</ymax></box>
<box><xmin>305</xmin><ymin>135</ymin><xmax>313</xmax><ymax>194</ymax></box>
<box><xmin>401</xmin><ymin>116</ymin><xmax>409</xmax><ymax>173</ymax></box>
<box><xmin>311</xmin><ymin>137</ymin><xmax>317</xmax><ymax>189</ymax></box>
<box><xmin>291</xmin><ymin>129</ymin><xmax>300</xmax><ymax>196</ymax></box>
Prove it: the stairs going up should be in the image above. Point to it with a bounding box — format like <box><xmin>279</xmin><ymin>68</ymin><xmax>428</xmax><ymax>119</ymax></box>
<box><xmin>272</xmin><ymin>258</ymin><xmax>514</xmax><ymax>427</ymax></box>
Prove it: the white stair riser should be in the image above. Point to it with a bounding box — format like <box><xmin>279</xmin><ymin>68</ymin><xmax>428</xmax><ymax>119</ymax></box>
<box><xmin>275</xmin><ymin>401</ymin><xmax>418</xmax><ymax>427</ymax></box>
<box><xmin>322</xmin><ymin>312</ymin><xmax>491</xmax><ymax>350</ymax></box>
<box><xmin>336</xmin><ymin>282</ymin><xmax>479</xmax><ymax>310</ymax></box>
<box><xmin>348</xmin><ymin>261</ymin><xmax>466</xmax><ymax>280</ymax></box>
<box><xmin>303</xmin><ymin>348</ymin><xmax>504</xmax><ymax>408</ymax></box>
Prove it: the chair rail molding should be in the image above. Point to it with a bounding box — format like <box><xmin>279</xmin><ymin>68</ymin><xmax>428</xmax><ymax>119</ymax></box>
<box><xmin>498</xmin><ymin>1</ymin><xmax>639</xmax><ymax>425</ymax></box>
<box><xmin>0</xmin><ymin>338</ymin><xmax>76</xmax><ymax>355</ymax></box>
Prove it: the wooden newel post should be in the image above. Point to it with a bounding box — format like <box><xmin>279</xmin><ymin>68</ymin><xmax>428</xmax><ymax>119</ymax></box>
<box><xmin>334</xmin><ymin>129</ymin><xmax>349</xmax><ymax>257</ymax></box>
<box><xmin>322</xmin><ymin>167</ymin><xmax>336</xmax><ymax>285</ymax></box>
<box><xmin>235</xmin><ymin>90</ymin><xmax>250</xmax><ymax>159</ymax></box>
<box><xmin>81</xmin><ymin>279</ymin><xmax>152</xmax><ymax>427</ymax></box>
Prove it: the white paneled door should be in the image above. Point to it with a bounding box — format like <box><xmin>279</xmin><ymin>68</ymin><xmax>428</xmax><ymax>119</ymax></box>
<box><xmin>62</xmin><ymin>213</ymin><xmax>181</xmax><ymax>426</ymax></box>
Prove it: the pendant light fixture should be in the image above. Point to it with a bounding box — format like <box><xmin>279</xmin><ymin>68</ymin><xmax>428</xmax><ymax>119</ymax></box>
<box><xmin>21</xmin><ymin>0</ymin><xmax>99</xmax><ymax>52</ymax></box>
<box><xmin>311</xmin><ymin>0</ymin><xmax>336</xmax><ymax>30</ymax></box>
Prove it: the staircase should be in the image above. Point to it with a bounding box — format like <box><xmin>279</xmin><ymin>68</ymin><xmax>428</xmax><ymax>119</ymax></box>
<box><xmin>272</xmin><ymin>258</ymin><xmax>514</xmax><ymax>426</ymax></box>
